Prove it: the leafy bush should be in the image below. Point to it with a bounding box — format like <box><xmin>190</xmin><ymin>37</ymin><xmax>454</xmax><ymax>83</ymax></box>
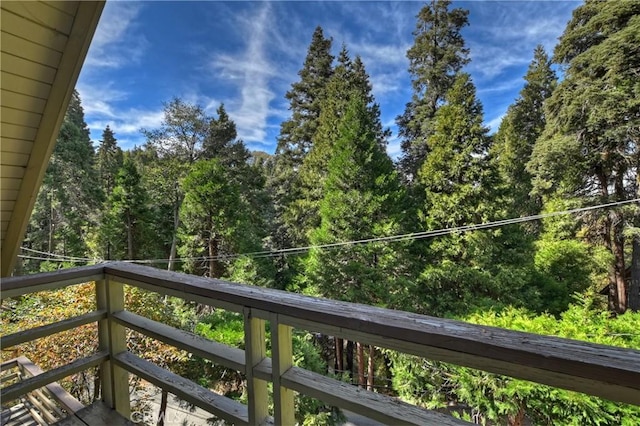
<box><xmin>389</xmin><ymin>300</ymin><xmax>640</xmax><ymax>425</ymax></box>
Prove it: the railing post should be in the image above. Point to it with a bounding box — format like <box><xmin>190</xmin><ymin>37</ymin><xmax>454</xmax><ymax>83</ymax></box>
<box><xmin>96</xmin><ymin>279</ymin><xmax>130</xmax><ymax>419</ymax></box>
<box><xmin>243</xmin><ymin>308</ymin><xmax>268</xmax><ymax>425</ymax></box>
<box><xmin>271</xmin><ymin>314</ymin><xmax>295</xmax><ymax>425</ymax></box>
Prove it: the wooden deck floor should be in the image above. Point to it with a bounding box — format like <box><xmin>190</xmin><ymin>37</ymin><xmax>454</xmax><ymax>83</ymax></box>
<box><xmin>52</xmin><ymin>402</ymin><xmax>133</xmax><ymax>426</ymax></box>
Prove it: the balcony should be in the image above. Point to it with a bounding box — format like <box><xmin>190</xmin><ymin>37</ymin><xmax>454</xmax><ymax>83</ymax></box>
<box><xmin>1</xmin><ymin>262</ymin><xmax>639</xmax><ymax>425</ymax></box>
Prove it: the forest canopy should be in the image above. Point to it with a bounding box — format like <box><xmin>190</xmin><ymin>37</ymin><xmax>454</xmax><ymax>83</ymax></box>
<box><xmin>7</xmin><ymin>1</ymin><xmax>639</xmax><ymax>424</ymax></box>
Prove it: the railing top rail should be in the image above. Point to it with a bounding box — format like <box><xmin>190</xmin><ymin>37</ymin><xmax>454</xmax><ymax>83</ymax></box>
<box><xmin>1</xmin><ymin>263</ymin><xmax>104</xmax><ymax>299</ymax></box>
<box><xmin>103</xmin><ymin>261</ymin><xmax>640</xmax><ymax>396</ymax></box>
<box><xmin>2</xmin><ymin>262</ymin><xmax>639</xmax><ymax>405</ymax></box>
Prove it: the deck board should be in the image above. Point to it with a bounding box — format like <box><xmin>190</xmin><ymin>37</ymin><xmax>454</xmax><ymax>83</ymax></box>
<box><xmin>52</xmin><ymin>401</ymin><xmax>133</xmax><ymax>426</ymax></box>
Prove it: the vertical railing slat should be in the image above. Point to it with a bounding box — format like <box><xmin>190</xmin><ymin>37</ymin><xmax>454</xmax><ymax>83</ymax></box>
<box><xmin>271</xmin><ymin>314</ymin><xmax>295</xmax><ymax>425</ymax></box>
<box><xmin>96</xmin><ymin>278</ymin><xmax>130</xmax><ymax>418</ymax></box>
<box><xmin>243</xmin><ymin>308</ymin><xmax>268</xmax><ymax>425</ymax></box>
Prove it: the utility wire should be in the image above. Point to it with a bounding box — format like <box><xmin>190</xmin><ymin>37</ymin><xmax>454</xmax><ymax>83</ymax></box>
<box><xmin>17</xmin><ymin>254</ymin><xmax>94</xmax><ymax>263</ymax></box>
<box><xmin>19</xmin><ymin>198</ymin><xmax>639</xmax><ymax>265</ymax></box>
<box><xmin>20</xmin><ymin>247</ymin><xmax>94</xmax><ymax>262</ymax></box>
<box><xmin>121</xmin><ymin>197</ymin><xmax>640</xmax><ymax>265</ymax></box>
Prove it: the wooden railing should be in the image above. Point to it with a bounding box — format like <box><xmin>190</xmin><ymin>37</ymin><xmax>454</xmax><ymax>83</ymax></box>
<box><xmin>1</xmin><ymin>262</ymin><xmax>639</xmax><ymax>425</ymax></box>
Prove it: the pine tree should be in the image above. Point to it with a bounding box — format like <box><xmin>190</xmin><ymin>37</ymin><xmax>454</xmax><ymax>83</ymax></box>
<box><xmin>24</xmin><ymin>90</ymin><xmax>101</xmax><ymax>269</ymax></box>
<box><xmin>96</xmin><ymin>125</ymin><xmax>123</xmax><ymax>196</ymax></box>
<box><xmin>528</xmin><ymin>0</ymin><xmax>640</xmax><ymax>313</ymax></box>
<box><xmin>269</xmin><ymin>26</ymin><xmax>334</xmax><ymax>240</ymax></box>
<box><xmin>143</xmin><ymin>98</ymin><xmax>209</xmax><ymax>270</ymax></box>
<box><xmin>297</xmin><ymin>46</ymin><xmax>387</xmax><ymax>237</ymax></box>
<box><xmin>492</xmin><ymin>46</ymin><xmax>556</xmax><ymax>224</ymax></box>
<box><xmin>303</xmin><ymin>92</ymin><xmax>408</xmax><ymax>388</ymax></box>
<box><xmin>397</xmin><ymin>0</ymin><xmax>470</xmax><ymax>181</ymax></box>
<box><xmin>99</xmin><ymin>158</ymin><xmax>153</xmax><ymax>260</ymax></box>
<box><xmin>304</xmin><ymin>92</ymin><xmax>406</xmax><ymax>302</ymax></box>
<box><xmin>178</xmin><ymin>159</ymin><xmax>266</xmax><ymax>280</ymax></box>
<box><xmin>267</xmin><ymin>26</ymin><xmax>334</xmax><ymax>287</ymax></box>
<box><xmin>275</xmin><ymin>26</ymin><xmax>334</xmax><ymax>167</ymax></box>
<box><xmin>405</xmin><ymin>73</ymin><xmax>508</xmax><ymax>316</ymax></box>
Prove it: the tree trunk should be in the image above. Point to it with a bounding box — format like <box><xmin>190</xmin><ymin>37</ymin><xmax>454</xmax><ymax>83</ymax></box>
<box><xmin>335</xmin><ymin>337</ymin><xmax>344</xmax><ymax>374</ymax></box>
<box><xmin>598</xmin><ymin>172</ymin><xmax>620</xmax><ymax>313</ymax></box>
<box><xmin>613</xmin><ymin>214</ymin><xmax>627</xmax><ymax>314</ymax></box>
<box><xmin>92</xmin><ymin>371</ymin><xmax>100</xmax><ymax>401</ymax></box>
<box><xmin>383</xmin><ymin>353</ymin><xmax>393</xmax><ymax>391</ymax></box>
<box><xmin>167</xmin><ymin>201</ymin><xmax>180</xmax><ymax>271</ymax></box>
<box><xmin>367</xmin><ymin>345</ymin><xmax>375</xmax><ymax>391</ymax></box>
<box><xmin>208</xmin><ymin>234</ymin><xmax>217</xmax><ymax>278</ymax></box>
<box><xmin>48</xmin><ymin>191</ymin><xmax>54</xmax><ymax>255</ymax></box>
<box><xmin>613</xmin><ymin>169</ymin><xmax>627</xmax><ymax>313</ymax></box>
<box><xmin>629</xmin><ymin>236</ymin><xmax>640</xmax><ymax>312</ymax></box>
<box><xmin>346</xmin><ymin>340</ymin><xmax>354</xmax><ymax>381</ymax></box>
<box><xmin>127</xmin><ymin>211</ymin><xmax>133</xmax><ymax>259</ymax></box>
<box><xmin>157</xmin><ymin>389</ymin><xmax>168</xmax><ymax>426</ymax></box>
<box><xmin>356</xmin><ymin>342</ymin><xmax>365</xmax><ymax>388</ymax></box>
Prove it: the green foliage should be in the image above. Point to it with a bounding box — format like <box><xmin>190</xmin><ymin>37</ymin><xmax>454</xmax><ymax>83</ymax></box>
<box><xmin>302</xmin><ymin>93</ymin><xmax>408</xmax><ymax>305</ymax></box>
<box><xmin>528</xmin><ymin>0</ymin><xmax>640</xmax><ymax>313</ymax></box>
<box><xmin>94</xmin><ymin>158</ymin><xmax>154</xmax><ymax>260</ymax></box>
<box><xmin>390</xmin><ymin>302</ymin><xmax>640</xmax><ymax>425</ymax></box>
<box><xmin>96</xmin><ymin>125</ymin><xmax>123</xmax><ymax>195</ymax></box>
<box><xmin>492</xmin><ymin>45</ymin><xmax>556</xmax><ymax>227</ymax></box>
<box><xmin>397</xmin><ymin>0</ymin><xmax>470</xmax><ymax>180</ymax></box>
<box><xmin>23</xmin><ymin>90</ymin><xmax>101</xmax><ymax>272</ymax></box>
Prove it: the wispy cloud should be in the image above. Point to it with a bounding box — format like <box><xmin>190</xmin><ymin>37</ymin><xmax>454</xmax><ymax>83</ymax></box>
<box><xmin>78</xmin><ymin>80</ymin><xmax>165</xmax><ymax>146</ymax></box>
<box><xmin>466</xmin><ymin>1</ymin><xmax>572</xmax><ymax>81</ymax></box>
<box><xmin>206</xmin><ymin>3</ymin><xmax>289</xmax><ymax>146</ymax></box>
<box><xmin>84</xmin><ymin>2</ymin><xmax>147</xmax><ymax>69</ymax></box>
<box><xmin>486</xmin><ymin>113</ymin><xmax>506</xmax><ymax>134</ymax></box>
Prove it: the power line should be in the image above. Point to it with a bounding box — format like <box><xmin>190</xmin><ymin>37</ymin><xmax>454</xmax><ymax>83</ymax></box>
<box><xmin>121</xmin><ymin>197</ymin><xmax>640</xmax><ymax>265</ymax></box>
<box><xmin>20</xmin><ymin>247</ymin><xmax>93</xmax><ymax>262</ymax></box>
<box><xmin>17</xmin><ymin>254</ymin><xmax>94</xmax><ymax>263</ymax></box>
<box><xmin>19</xmin><ymin>198</ymin><xmax>638</xmax><ymax>265</ymax></box>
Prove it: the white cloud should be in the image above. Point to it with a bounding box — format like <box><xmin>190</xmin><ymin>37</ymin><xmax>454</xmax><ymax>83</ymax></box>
<box><xmin>486</xmin><ymin>113</ymin><xmax>506</xmax><ymax>134</ymax></box>
<box><xmin>466</xmin><ymin>1</ymin><xmax>573</xmax><ymax>80</ymax></box>
<box><xmin>78</xmin><ymin>79</ymin><xmax>164</xmax><ymax>146</ymax></box>
<box><xmin>84</xmin><ymin>2</ymin><xmax>147</xmax><ymax>69</ymax></box>
<box><xmin>207</xmin><ymin>3</ymin><xmax>278</xmax><ymax>145</ymax></box>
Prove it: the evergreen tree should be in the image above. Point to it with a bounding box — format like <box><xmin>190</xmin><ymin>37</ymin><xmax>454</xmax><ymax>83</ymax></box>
<box><xmin>397</xmin><ymin>0</ymin><xmax>470</xmax><ymax>181</ymax></box>
<box><xmin>269</xmin><ymin>26</ymin><xmax>334</xmax><ymax>238</ymax></box>
<box><xmin>303</xmin><ymin>92</ymin><xmax>408</xmax><ymax>388</ymax></box>
<box><xmin>143</xmin><ymin>98</ymin><xmax>209</xmax><ymax>270</ymax></box>
<box><xmin>304</xmin><ymin>92</ymin><xmax>406</xmax><ymax>303</ymax></box>
<box><xmin>297</xmin><ymin>47</ymin><xmax>388</xmax><ymax>238</ymax></box>
<box><xmin>408</xmin><ymin>74</ymin><xmax>508</xmax><ymax>316</ymax></box>
<box><xmin>24</xmin><ymin>90</ymin><xmax>101</xmax><ymax>268</ymax></box>
<box><xmin>528</xmin><ymin>0</ymin><xmax>640</xmax><ymax>313</ymax></box>
<box><xmin>99</xmin><ymin>158</ymin><xmax>153</xmax><ymax>260</ymax></box>
<box><xmin>96</xmin><ymin>125</ymin><xmax>123</xmax><ymax>196</ymax></box>
<box><xmin>275</xmin><ymin>26</ymin><xmax>334</xmax><ymax>167</ymax></box>
<box><xmin>492</xmin><ymin>45</ymin><xmax>556</xmax><ymax>224</ymax></box>
<box><xmin>418</xmin><ymin>73</ymin><xmax>493</xmax><ymax>260</ymax></box>
<box><xmin>267</xmin><ymin>26</ymin><xmax>334</xmax><ymax>287</ymax></box>
<box><xmin>179</xmin><ymin>159</ymin><xmax>267</xmax><ymax>281</ymax></box>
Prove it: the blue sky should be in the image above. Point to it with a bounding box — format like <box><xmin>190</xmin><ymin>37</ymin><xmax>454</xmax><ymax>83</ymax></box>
<box><xmin>77</xmin><ymin>1</ymin><xmax>579</xmax><ymax>157</ymax></box>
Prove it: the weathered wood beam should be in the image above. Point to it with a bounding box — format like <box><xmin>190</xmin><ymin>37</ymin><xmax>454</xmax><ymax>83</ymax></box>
<box><xmin>111</xmin><ymin>310</ymin><xmax>245</xmax><ymax>372</ymax></box>
<box><xmin>14</xmin><ymin>355</ymin><xmax>85</xmax><ymax>414</ymax></box>
<box><xmin>104</xmin><ymin>261</ymin><xmax>640</xmax><ymax>405</ymax></box>
<box><xmin>271</xmin><ymin>314</ymin><xmax>294</xmax><ymax>426</ymax></box>
<box><xmin>0</xmin><ymin>351</ymin><xmax>108</xmax><ymax>402</ymax></box>
<box><xmin>113</xmin><ymin>351</ymin><xmax>249</xmax><ymax>426</ymax></box>
<box><xmin>281</xmin><ymin>366</ymin><xmax>470</xmax><ymax>425</ymax></box>
<box><xmin>1</xmin><ymin>310</ymin><xmax>106</xmax><ymax>348</ymax></box>
<box><xmin>0</xmin><ymin>264</ymin><xmax>104</xmax><ymax>299</ymax></box>
<box><xmin>243</xmin><ymin>308</ymin><xmax>268</xmax><ymax>426</ymax></box>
